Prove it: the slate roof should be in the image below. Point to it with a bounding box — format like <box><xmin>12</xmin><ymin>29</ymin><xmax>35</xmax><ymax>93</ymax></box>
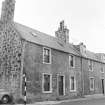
<box><xmin>96</xmin><ymin>53</ymin><xmax>105</xmax><ymax>63</ymax></box>
<box><xmin>13</xmin><ymin>22</ymin><xmax>81</xmax><ymax>56</ymax></box>
<box><xmin>86</xmin><ymin>50</ymin><xmax>99</xmax><ymax>61</ymax></box>
<box><xmin>12</xmin><ymin>22</ymin><xmax>104</xmax><ymax>63</ymax></box>
<box><xmin>73</xmin><ymin>44</ymin><xmax>104</xmax><ymax>63</ymax></box>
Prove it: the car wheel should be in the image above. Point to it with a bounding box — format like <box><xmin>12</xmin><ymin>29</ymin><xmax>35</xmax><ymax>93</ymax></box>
<box><xmin>1</xmin><ymin>95</ymin><xmax>10</xmax><ymax>104</ymax></box>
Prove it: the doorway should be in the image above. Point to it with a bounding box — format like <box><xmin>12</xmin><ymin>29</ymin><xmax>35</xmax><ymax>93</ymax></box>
<box><xmin>101</xmin><ymin>79</ymin><xmax>104</xmax><ymax>94</ymax></box>
<box><xmin>57</xmin><ymin>75</ymin><xmax>65</xmax><ymax>96</ymax></box>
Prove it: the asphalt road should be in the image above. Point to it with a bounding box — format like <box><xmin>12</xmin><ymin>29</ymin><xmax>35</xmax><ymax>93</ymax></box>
<box><xmin>57</xmin><ymin>98</ymin><xmax>105</xmax><ymax>105</ymax></box>
<box><xmin>2</xmin><ymin>98</ymin><xmax>105</xmax><ymax>105</ymax></box>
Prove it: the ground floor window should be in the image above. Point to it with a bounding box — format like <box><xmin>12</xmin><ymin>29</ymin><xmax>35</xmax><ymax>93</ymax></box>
<box><xmin>42</xmin><ymin>73</ymin><xmax>52</xmax><ymax>93</ymax></box>
<box><xmin>70</xmin><ymin>76</ymin><xmax>76</xmax><ymax>92</ymax></box>
<box><xmin>90</xmin><ymin>77</ymin><xmax>94</xmax><ymax>91</ymax></box>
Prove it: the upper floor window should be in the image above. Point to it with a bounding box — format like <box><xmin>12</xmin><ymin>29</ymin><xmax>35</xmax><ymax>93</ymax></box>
<box><xmin>101</xmin><ymin>67</ymin><xmax>104</xmax><ymax>73</ymax></box>
<box><xmin>69</xmin><ymin>55</ymin><xmax>75</xmax><ymax>68</ymax></box>
<box><xmin>42</xmin><ymin>73</ymin><xmax>52</xmax><ymax>93</ymax></box>
<box><xmin>90</xmin><ymin>77</ymin><xmax>94</xmax><ymax>91</ymax></box>
<box><xmin>43</xmin><ymin>47</ymin><xmax>51</xmax><ymax>64</ymax></box>
<box><xmin>88</xmin><ymin>60</ymin><xmax>93</xmax><ymax>71</ymax></box>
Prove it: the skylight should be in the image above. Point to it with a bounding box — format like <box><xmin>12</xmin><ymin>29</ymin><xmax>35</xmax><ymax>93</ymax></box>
<box><xmin>30</xmin><ymin>32</ymin><xmax>37</xmax><ymax>37</ymax></box>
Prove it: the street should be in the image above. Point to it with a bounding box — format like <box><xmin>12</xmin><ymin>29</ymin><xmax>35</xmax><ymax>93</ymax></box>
<box><xmin>57</xmin><ymin>98</ymin><xmax>105</xmax><ymax>105</ymax></box>
<box><xmin>1</xmin><ymin>97</ymin><xmax>105</xmax><ymax>105</ymax></box>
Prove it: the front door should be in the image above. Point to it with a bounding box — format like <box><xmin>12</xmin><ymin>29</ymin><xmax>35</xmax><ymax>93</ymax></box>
<box><xmin>58</xmin><ymin>75</ymin><xmax>65</xmax><ymax>96</ymax></box>
<box><xmin>102</xmin><ymin>79</ymin><xmax>104</xmax><ymax>94</ymax></box>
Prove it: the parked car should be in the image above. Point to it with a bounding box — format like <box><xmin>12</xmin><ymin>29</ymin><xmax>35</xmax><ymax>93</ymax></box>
<box><xmin>0</xmin><ymin>89</ymin><xmax>13</xmax><ymax>104</ymax></box>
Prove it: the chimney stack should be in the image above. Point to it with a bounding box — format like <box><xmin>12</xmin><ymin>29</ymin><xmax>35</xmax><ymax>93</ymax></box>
<box><xmin>79</xmin><ymin>42</ymin><xmax>86</xmax><ymax>56</ymax></box>
<box><xmin>0</xmin><ymin>0</ymin><xmax>16</xmax><ymax>23</ymax></box>
<box><xmin>55</xmin><ymin>20</ymin><xmax>69</xmax><ymax>44</ymax></box>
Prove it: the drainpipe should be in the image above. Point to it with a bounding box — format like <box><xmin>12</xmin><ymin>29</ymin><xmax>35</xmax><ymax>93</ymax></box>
<box><xmin>81</xmin><ymin>56</ymin><xmax>84</xmax><ymax>97</ymax></box>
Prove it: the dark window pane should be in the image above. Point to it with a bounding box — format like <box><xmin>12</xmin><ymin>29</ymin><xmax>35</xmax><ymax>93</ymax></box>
<box><xmin>90</xmin><ymin>78</ymin><xmax>94</xmax><ymax>89</ymax></box>
<box><xmin>101</xmin><ymin>67</ymin><xmax>104</xmax><ymax>73</ymax></box>
<box><xmin>89</xmin><ymin>60</ymin><xmax>93</xmax><ymax>70</ymax></box>
<box><xmin>71</xmin><ymin>76</ymin><xmax>75</xmax><ymax>90</ymax></box>
<box><xmin>44</xmin><ymin>48</ymin><xmax>50</xmax><ymax>63</ymax></box>
<box><xmin>70</xmin><ymin>56</ymin><xmax>74</xmax><ymax>67</ymax></box>
<box><xmin>44</xmin><ymin>74</ymin><xmax>50</xmax><ymax>91</ymax></box>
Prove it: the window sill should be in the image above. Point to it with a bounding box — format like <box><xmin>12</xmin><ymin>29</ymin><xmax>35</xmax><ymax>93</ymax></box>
<box><xmin>101</xmin><ymin>72</ymin><xmax>104</xmax><ymax>74</ymax></box>
<box><xmin>42</xmin><ymin>91</ymin><xmax>52</xmax><ymax>94</ymax></box>
<box><xmin>43</xmin><ymin>62</ymin><xmax>51</xmax><ymax>64</ymax></box>
<box><xmin>89</xmin><ymin>70</ymin><xmax>93</xmax><ymax>72</ymax></box>
<box><xmin>69</xmin><ymin>66</ymin><xmax>75</xmax><ymax>69</ymax></box>
<box><xmin>70</xmin><ymin>90</ymin><xmax>76</xmax><ymax>92</ymax></box>
<box><xmin>90</xmin><ymin>89</ymin><xmax>94</xmax><ymax>91</ymax></box>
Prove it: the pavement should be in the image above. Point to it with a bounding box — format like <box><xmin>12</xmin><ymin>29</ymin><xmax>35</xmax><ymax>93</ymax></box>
<box><xmin>16</xmin><ymin>94</ymin><xmax>105</xmax><ymax>105</ymax></box>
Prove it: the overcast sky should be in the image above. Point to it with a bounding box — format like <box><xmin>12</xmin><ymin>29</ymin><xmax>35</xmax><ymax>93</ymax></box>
<box><xmin>0</xmin><ymin>0</ymin><xmax>105</xmax><ymax>53</ymax></box>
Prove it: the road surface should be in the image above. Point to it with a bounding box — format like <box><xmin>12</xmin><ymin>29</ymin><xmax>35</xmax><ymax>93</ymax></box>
<box><xmin>4</xmin><ymin>97</ymin><xmax>105</xmax><ymax>105</ymax></box>
<box><xmin>57</xmin><ymin>98</ymin><xmax>105</xmax><ymax>105</ymax></box>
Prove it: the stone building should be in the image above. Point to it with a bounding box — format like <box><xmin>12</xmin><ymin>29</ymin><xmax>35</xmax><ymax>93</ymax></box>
<box><xmin>74</xmin><ymin>43</ymin><xmax>105</xmax><ymax>96</ymax></box>
<box><xmin>0</xmin><ymin>0</ymin><xmax>105</xmax><ymax>102</ymax></box>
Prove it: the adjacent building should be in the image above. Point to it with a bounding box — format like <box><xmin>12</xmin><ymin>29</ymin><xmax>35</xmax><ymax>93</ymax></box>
<box><xmin>0</xmin><ymin>0</ymin><xmax>105</xmax><ymax>102</ymax></box>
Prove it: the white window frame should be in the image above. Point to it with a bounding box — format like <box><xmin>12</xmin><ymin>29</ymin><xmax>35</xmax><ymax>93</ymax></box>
<box><xmin>70</xmin><ymin>76</ymin><xmax>76</xmax><ymax>92</ymax></box>
<box><xmin>42</xmin><ymin>73</ymin><xmax>52</xmax><ymax>93</ymax></box>
<box><xmin>89</xmin><ymin>77</ymin><xmax>94</xmax><ymax>91</ymax></box>
<box><xmin>57</xmin><ymin>74</ymin><xmax>66</xmax><ymax>96</ymax></box>
<box><xmin>88</xmin><ymin>60</ymin><xmax>93</xmax><ymax>71</ymax></box>
<box><xmin>69</xmin><ymin>55</ymin><xmax>75</xmax><ymax>68</ymax></box>
<box><xmin>100</xmin><ymin>67</ymin><xmax>104</xmax><ymax>73</ymax></box>
<box><xmin>43</xmin><ymin>47</ymin><xmax>51</xmax><ymax>64</ymax></box>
